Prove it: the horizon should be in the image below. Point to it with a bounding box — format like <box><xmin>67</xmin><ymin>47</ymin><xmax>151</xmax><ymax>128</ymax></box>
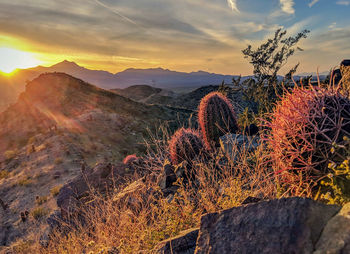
<box><xmin>0</xmin><ymin>1</ymin><xmax>350</xmax><ymax>75</ymax></box>
<box><xmin>0</xmin><ymin>59</ymin><xmax>334</xmax><ymax>77</ymax></box>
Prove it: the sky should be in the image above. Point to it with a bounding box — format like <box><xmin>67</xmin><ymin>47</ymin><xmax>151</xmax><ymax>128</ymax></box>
<box><xmin>0</xmin><ymin>0</ymin><xmax>350</xmax><ymax>75</ymax></box>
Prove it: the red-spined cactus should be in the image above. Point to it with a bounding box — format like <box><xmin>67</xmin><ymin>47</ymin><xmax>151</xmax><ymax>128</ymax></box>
<box><xmin>267</xmin><ymin>86</ymin><xmax>350</xmax><ymax>194</ymax></box>
<box><xmin>169</xmin><ymin>128</ymin><xmax>205</xmax><ymax>165</ymax></box>
<box><xmin>123</xmin><ymin>154</ymin><xmax>138</xmax><ymax>165</ymax></box>
<box><xmin>198</xmin><ymin>92</ymin><xmax>239</xmax><ymax>149</ymax></box>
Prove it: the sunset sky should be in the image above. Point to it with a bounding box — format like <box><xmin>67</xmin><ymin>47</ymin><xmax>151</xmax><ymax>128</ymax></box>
<box><xmin>0</xmin><ymin>0</ymin><xmax>350</xmax><ymax>75</ymax></box>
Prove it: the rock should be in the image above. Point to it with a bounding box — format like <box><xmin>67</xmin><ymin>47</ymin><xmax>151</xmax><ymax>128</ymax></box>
<box><xmin>333</xmin><ymin>69</ymin><xmax>343</xmax><ymax>84</ymax></box>
<box><xmin>56</xmin><ymin>163</ymin><xmax>128</xmax><ymax>218</ymax></box>
<box><xmin>53</xmin><ymin>171</ymin><xmax>61</xmax><ymax>179</ymax></box>
<box><xmin>113</xmin><ymin>178</ymin><xmax>146</xmax><ymax>204</ymax></box>
<box><xmin>219</xmin><ymin>134</ymin><xmax>259</xmax><ymax>161</ymax></box>
<box><xmin>158</xmin><ymin>162</ymin><xmax>178</xmax><ymax>196</ymax></box>
<box><xmin>341</xmin><ymin>59</ymin><xmax>350</xmax><ymax>67</ymax></box>
<box><xmin>154</xmin><ymin>228</ymin><xmax>199</xmax><ymax>254</ymax></box>
<box><xmin>112</xmin><ymin>174</ymin><xmax>160</xmax><ymax>213</ymax></box>
<box><xmin>46</xmin><ymin>210</ymin><xmax>63</xmax><ymax>229</ymax></box>
<box><xmin>195</xmin><ymin>198</ymin><xmax>340</xmax><ymax>254</ymax></box>
<box><xmin>314</xmin><ymin>202</ymin><xmax>350</xmax><ymax>254</ymax></box>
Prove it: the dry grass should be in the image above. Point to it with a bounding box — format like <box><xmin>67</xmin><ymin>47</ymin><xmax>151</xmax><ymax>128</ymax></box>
<box><xmin>54</xmin><ymin>157</ymin><xmax>63</xmax><ymax>165</ymax></box>
<box><xmin>4</xmin><ymin>149</ymin><xmax>18</xmax><ymax>161</ymax></box>
<box><xmin>35</xmin><ymin>196</ymin><xmax>48</xmax><ymax>206</ymax></box>
<box><xmin>31</xmin><ymin>207</ymin><xmax>49</xmax><ymax>221</ymax></box>
<box><xmin>0</xmin><ymin>169</ymin><xmax>10</xmax><ymax>180</ymax></box>
<box><xmin>23</xmin><ymin>125</ymin><xmax>277</xmax><ymax>254</ymax></box>
<box><xmin>16</xmin><ymin>176</ymin><xmax>33</xmax><ymax>187</ymax></box>
<box><xmin>50</xmin><ymin>185</ymin><xmax>62</xmax><ymax>197</ymax></box>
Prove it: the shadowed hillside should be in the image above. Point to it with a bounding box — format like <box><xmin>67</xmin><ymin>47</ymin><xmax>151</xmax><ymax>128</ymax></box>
<box><xmin>0</xmin><ymin>72</ymin><xmax>192</xmax><ymax>247</ymax></box>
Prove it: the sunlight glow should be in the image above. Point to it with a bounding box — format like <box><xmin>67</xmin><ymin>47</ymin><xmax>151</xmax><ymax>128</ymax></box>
<box><xmin>0</xmin><ymin>47</ymin><xmax>42</xmax><ymax>73</ymax></box>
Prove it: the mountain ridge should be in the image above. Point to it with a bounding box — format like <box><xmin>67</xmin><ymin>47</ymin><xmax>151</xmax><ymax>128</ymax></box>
<box><xmin>0</xmin><ymin>60</ymin><xmax>330</xmax><ymax>113</ymax></box>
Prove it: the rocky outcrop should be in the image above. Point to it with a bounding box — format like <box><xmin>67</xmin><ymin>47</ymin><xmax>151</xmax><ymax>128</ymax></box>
<box><xmin>195</xmin><ymin>198</ymin><xmax>340</xmax><ymax>254</ymax></box>
<box><xmin>314</xmin><ymin>202</ymin><xmax>350</xmax><ymax>253</ymax></box>
<box><xmin>154</xmin><ymin>228</ymin><xmax>199</xmax><ymax>254</ymax></box>
<box><xmin>56</xmin><ymin>163</ymin><xmax>127</xmax><ymax>217</ymax></box>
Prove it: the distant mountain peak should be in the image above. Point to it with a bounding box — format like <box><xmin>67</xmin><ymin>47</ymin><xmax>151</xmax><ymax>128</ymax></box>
<box><xmin>52</xmin><ymin>60</ymin><xmax>81</xmax><ymax>69</ymax></box>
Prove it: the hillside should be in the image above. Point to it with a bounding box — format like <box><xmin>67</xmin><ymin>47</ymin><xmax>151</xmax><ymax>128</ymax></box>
<box><xmin>0</xmin><ymin>72</ymin><xmax>191</xmax><ymax>247</ymax></box>
<box><xmin>115</xmin><ymin>85</ymin><xmax>252</xmax><ymax>115</ymax></box>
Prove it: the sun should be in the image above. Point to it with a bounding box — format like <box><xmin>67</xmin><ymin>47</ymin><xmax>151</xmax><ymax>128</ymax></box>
<box><xmin>0</xmin><ymin>47</ymin><xmax>42</xmax><ymax>74</ymax></box>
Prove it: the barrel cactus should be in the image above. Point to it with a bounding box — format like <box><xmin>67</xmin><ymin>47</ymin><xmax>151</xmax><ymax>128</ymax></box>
<box><xmin>198</xmin><ymin>92</ymin><xmax>239</xmax><ymax>149</ymax></box>
<box><xmin>123</xmin><ymin>154</ymin><xmax>138</xmax><ymax>165</ymax></box>
<box><xmin>268</xmin><ymin>86</ymin><xmax>350</xmax><ymax>194</ymax></box>
<box><xmin>169</xmin><ymin>128</ymin><xmax>205</xmax><ymax>165</ymax></box>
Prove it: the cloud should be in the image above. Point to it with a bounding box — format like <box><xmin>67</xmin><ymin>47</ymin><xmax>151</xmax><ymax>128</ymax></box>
<box><xmin>227</xmin><ymin>0</ymin><xmax>239</xmax><ymax>12</ymax></box>
<box><xmin>336</xmin><ymin>1</ymin><xmax>350</xmax><ymax>5</ymax></box>
<box><xmin>329</xmin><ymin>22</ymin><xmax>337</xmax><ymax>29</ymax></box>
<box><xmin>308</xmin><ymin>0</ymin><xmax>320</xmax><ymax>7</ymax></box>
<box><xmin>93</xmin><ymin>0</ymin><xmax>139</xmax><ymax>27</ymax></box>
<box><xmin>280</xmin><ymin>0</ymin><xmax>295</xmax><ymax>14</ymax></box>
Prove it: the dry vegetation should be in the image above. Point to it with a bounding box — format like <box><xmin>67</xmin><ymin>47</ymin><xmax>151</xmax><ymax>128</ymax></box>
<box><xmin>11</xmin><ymin>125</ymin><xmax>275</xmax><ymax>254</ymax></box>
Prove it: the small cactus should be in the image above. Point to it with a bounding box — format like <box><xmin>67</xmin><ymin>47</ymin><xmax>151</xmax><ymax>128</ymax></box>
<box><xmin>198</xmin><ymin>92</ymin><xmax>239</xmax><ymax>149</ymax></box>
<box><xmin>123</xmin><ymin>154</ymin><xmax>138</xmax><ymax>165</ymax></box>
<box><xmin>169</xmin><ymin>128</ymin><xmax>205</xmax><ymax>165</ymax></box>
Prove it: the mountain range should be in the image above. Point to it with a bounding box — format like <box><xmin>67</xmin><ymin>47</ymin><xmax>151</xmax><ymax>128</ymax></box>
<box><xmin>0</xmin><ymin>60</ymin><xmax>242</xmax><ymax>112</ymax></box>
<box><xmin>7</xmin><ymin>60</ymin><xmax>238</xmax><ymax>90</ymax></box>
<box><xmin>0</xmin><ymin>60</ymin><xmax>330</xmax><ymax>112</ymax></box>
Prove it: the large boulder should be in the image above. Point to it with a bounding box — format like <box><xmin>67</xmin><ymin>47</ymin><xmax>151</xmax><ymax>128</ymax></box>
<box><xmin>314</xmin><ymin>202</ymin><xmax>350</xmax><ymax>253</ymax></box>
<box><xmin>154</xmin><ymin>228</ymin><xmax>199</xmax><ymax>254</ymax></box>
<box><xmin>195</xmin><ymin>198</ymin><xmax>340</xmax><ymax>254</ymax></box>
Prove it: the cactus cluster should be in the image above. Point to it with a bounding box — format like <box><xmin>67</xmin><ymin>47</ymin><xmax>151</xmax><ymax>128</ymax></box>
<box><xmin>169</xmin><ymin>128</ymin><xmax>205</xmax><ymax>165</ymax></box>
<box><xmin>168</xmin><ymin>91</ymin><xmax>239</xmax><ymax>167</ymax></box>
<box><xmin>198</xmin><ymin>92</ymin><xmax>239</xmax><ymax>149</ymax></box>
<box><xmin>268</xmin><ymin>86</ymin><xmax>350</xmax><ymax>193</ymax></box>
